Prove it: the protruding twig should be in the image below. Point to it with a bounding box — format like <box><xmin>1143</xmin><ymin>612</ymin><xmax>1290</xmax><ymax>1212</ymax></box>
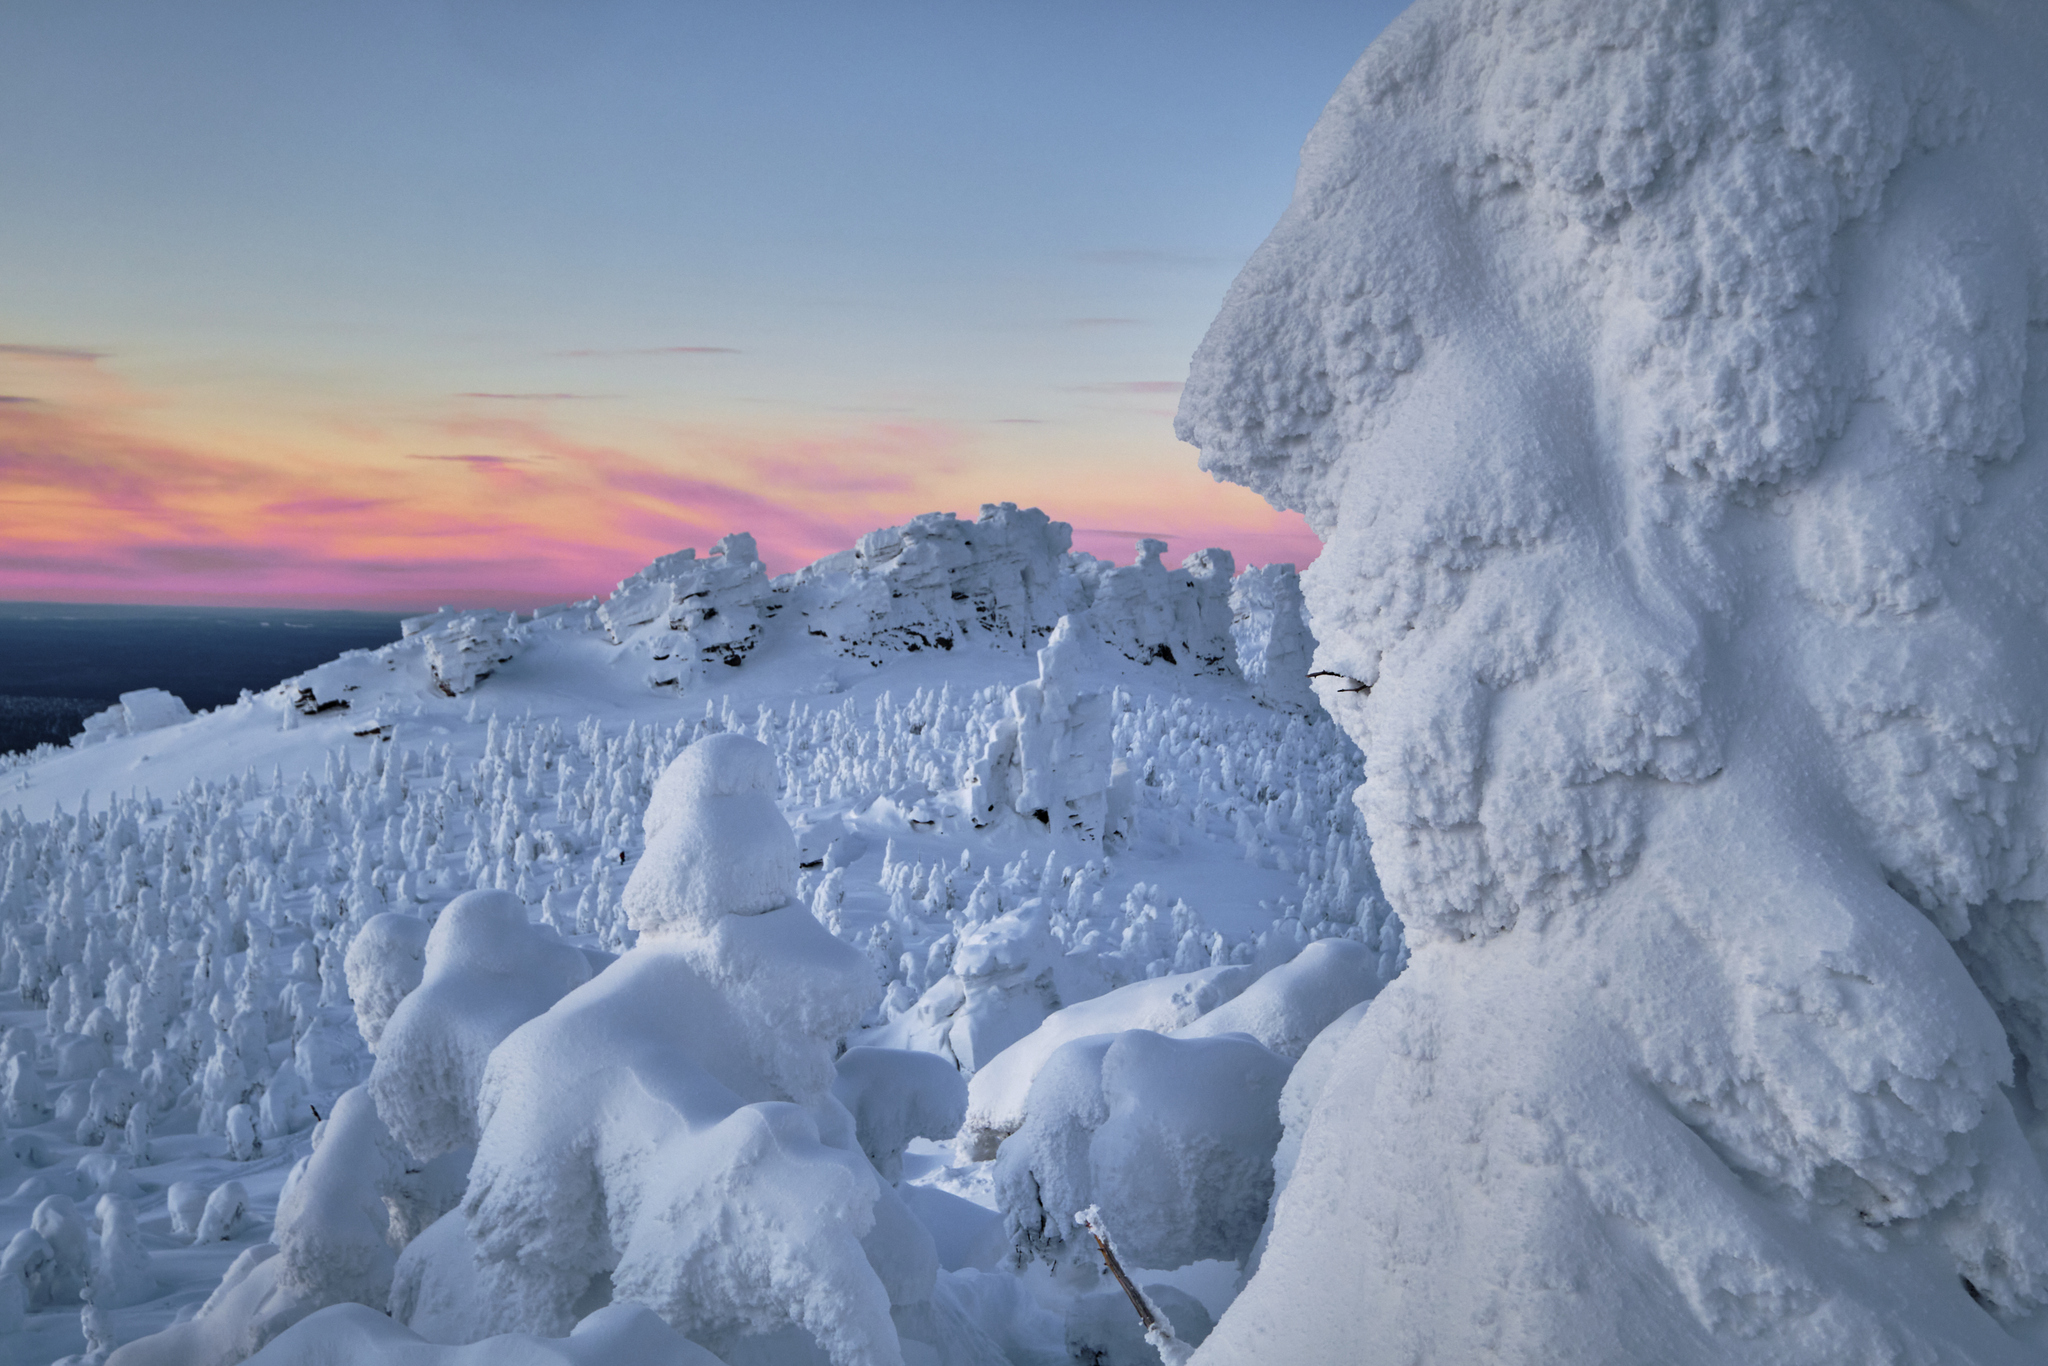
<box><xmin>1076</xmin><ymin>1205</ymin><xmax>1192</xmax><ymax>1363</ymax></box>
<box><xmin>1078</xmin><ymin>1204</ymin><xmax>1159</xmax><ymax>1332</ymax></box>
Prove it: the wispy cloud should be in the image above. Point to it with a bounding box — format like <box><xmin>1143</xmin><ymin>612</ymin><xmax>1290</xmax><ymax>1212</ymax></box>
<box><xmin>1070</xmin><ymin>381</ymin><xmax>1184</xmax><ymax>395</ymax></box>
<box><xmin>0</xmin><ymin>395</ymin><xmax>35</xmax><ymax>405</ymax></box>
<box><xmin>0</xmin><ymin>343</ymin><xmax>106</xmax><ymax>362</ymax></box>
<box><xmin>456</xmin><ymin>392</ymin><xmax>599</xmax><ymax>401</ymax></box>
<box><xmin>1074</xmin><ymin>249</ymin><xmax>1220</xmax><ymax>270</ymax></box>
<box><xmin>1065</xmin><ymin>317</ymin><xmax>1142</xmax><ymax>329</ymax></box>
<box><xmin>133</xmin><ymin>543</ymin><xmax>292</xmax><ymax>574</ymax></box>
<box><xmin>406</xmin><ymin>453</ymin><xmax>528</xmax><ymax>468</ymax></box>
<box><xmin>992</xmin><ymin>417</ymin><xmax>1044</xmax><ymax>425</ymax></box>
<box><xmin>557</xmin><ymin>345</ymin><xmax>741</xmax><ymax>357</ymax></box>
<box><xmin>261</xmin><ymin>496</ymin><xmax>394</xmax><ymax>517</ymax></box>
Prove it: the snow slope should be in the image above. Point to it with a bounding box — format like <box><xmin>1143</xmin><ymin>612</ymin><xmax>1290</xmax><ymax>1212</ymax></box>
<box><xmin>1176</xmin><ymin>0</ymin><xmax>2048</xmax><ymax>1360</ymax></box>
<box><xmin>0</xmin><ymin>504</ymin><xmax>1396</xmax><ymax>1364</ymax></box>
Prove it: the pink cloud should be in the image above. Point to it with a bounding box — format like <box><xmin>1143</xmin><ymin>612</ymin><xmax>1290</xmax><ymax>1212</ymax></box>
<box><xmin>262</xmin><ymin>496</ymin><xmax>394</xmax><ymax>517</ymax></box>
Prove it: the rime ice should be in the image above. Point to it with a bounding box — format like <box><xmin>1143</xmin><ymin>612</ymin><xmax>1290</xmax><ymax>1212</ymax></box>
<box><xmin>1176</xmin><ymin>0</ymin><xmax>2048</xmax><ymax>1360</ymax></box>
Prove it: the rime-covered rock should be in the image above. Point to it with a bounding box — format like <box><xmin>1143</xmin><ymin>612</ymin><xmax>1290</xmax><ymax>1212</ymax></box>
<box><xmin>783</xmin><ymin>504</ymin><xmax>1080</xmax><ymax>660</ymax></box>
<box><xmin>74</xmin><ymin>690</ymin><xmax>192</xmax><ymax>747</ymax></box>
<box><xmin>601</xmin><ymin>534</ymin><xmax>771</xmax><ymax>687</ymax></box>
<box><xmin>402</xmin><ymin>610</ymin><xmax>522</xmax><ymax>698</ymax></box>
<box><xmin>1175</xmin><ymin>0</ymin><xmax>2048</xmax><ymax>1359</ymax></box>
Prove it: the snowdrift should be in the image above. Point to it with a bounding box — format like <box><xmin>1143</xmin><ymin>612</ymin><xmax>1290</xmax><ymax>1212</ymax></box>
<box><xmin>1177</xmin><ymin>0</ymin><xmax>2048</xmax><ymax>1360</ymax></box>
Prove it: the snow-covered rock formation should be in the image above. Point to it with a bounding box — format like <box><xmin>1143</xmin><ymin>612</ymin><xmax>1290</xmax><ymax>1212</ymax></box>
<box><xmin>602</xmin><ymin>533</ymin><xmax>772</xmax><ymax>687</ymax></box>
<box><xmin>250</xmin><ymin>502</ymin><xmax>1316</xmax><ymax>731</ymax></box>
<box><xmin>400</xmin><ymin>610</ymin><xmax>523</xmax><ymax>699</ymax></box>
<box><xmin>1177</xmin><ymin>0</ymin><xmax>2048</xmax><ymax>1360</ymax></box>
<box><xmin>73</xmin><ymin>690</ymin><xmax>192</xmax><ymax>747</ymax></box>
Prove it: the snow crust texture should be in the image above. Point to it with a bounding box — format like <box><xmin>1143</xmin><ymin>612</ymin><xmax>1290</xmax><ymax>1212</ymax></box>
<box><xmin>1177</xmin><ymin>0</ymin><xmax>2048</xmax><ymax>1361</ymax></box>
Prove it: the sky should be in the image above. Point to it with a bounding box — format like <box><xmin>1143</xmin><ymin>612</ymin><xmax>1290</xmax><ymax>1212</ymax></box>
<box><xmin>0</xmin><ymin>0</ymin><xmax>1409</xmax><ymax>610</ymax></box>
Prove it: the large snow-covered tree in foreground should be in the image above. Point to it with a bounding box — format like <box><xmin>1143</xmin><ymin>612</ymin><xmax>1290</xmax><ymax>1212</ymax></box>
<box><xmin>1176</xmin><ymin>0</ymin><xmax>2048</xmax><ymax>1360</ymax></box>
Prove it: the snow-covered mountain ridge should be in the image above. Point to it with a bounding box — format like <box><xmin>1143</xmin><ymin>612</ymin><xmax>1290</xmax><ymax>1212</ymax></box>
<box><xmin>0</xmin><ymin>503</ymin><xmax>1395</xmax><ymax>1365</ymax></box>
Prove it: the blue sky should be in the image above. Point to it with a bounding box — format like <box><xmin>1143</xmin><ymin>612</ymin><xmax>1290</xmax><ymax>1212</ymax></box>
<box><xmin>0</xmin><ymin>1</ymin><xmax>1409</xmax><ymax>606</ymax></box>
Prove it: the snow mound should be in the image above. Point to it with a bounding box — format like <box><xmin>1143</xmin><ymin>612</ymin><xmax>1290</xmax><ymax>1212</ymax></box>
<box><xmin>243</xmin><ymin>1301</ymin><xmax>725</xmax><ymax>1366</ymax></box>
<box><xmin>624</xmin><ymin>731</ymin><xmax>797</xmax><ymax>932</ymax></box>
<box><xmin>960</xmin><ymin>966</ymin><xmax>1251</xmax><ymax>1159</ymax></box>
<box><xmin>368</xmin><ymin>890</ymin><xmax>590</xmax><ymax>1163</ymax></box>
<box><xmin>412</xmin><ymin>737</ymin><xmax>932</xmax><ymax>1365</ymax></box>
<box><xmin>833</xmin><ymin>1047</ymin><xmax>968</xmax><ymax>1183</ymax></box>
<box><xmin>1177</xmin><ymin>0</ymin><xmax>2048</xmax><ymax>1359</ymax></box>
<box><xmin>993</xmin><ymin>1028</ymin><xmax>1290</xmax><ymax>1272</ymax></box>
<box><xmin>1174</xmin><ymin>938</ymin><xmax>1378</xmax><ymax>1061</ymax></box>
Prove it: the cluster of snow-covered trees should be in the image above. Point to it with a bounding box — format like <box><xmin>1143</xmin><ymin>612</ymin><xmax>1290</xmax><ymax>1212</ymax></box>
<box><xmin>0</xmin><ymin>497</ymin><xmax>1407</xmax><ymax>1365</ymax></box>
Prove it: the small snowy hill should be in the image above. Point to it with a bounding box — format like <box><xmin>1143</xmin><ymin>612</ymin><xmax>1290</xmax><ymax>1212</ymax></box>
<box><xmin>0</xmin><ymin>503</ymin><xmax>1396</xmax><ymax>1365</ymax></box>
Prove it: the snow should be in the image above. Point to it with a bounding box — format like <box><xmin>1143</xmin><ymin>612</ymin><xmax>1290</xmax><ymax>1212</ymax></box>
<box><xmin>624</xmin><ymin>733</ymin><xmax>799</xmax><ymax>930</ymax></box>
<box><xmin>957</xmin><ymin>969</ymin><xmax>1252</xmax><ymax>1161</ymax></box>
<box><xmin>243</xmin><ymin>1302</ymin><xmax>725</xmax><ymax>1366</ymax></box>
<box><xmin>1172</xmin><ymin>938</ymin><xmax>1378</xmax><ymax>1061</ymax></box>
<box><xmin>368</xmin><ymin>890</ymin><xmax>590</xmax><ymax>1164</ymax></box>
<box><xmin>994</xmin><ymin>1032</ymin><xmax>1290</xmax><ymax>1273</ymax></box>
<box><xmin>832</xmin><ymin>1049</ymin><xmax>968</xmax><ymax>1185</ymax></box>
<box><xmin>74</xmin><ymin>696</ymin><xmax>193</xmax><ymax>751</ymax></box>
<box><xmin>440</xmin><ymin>754</ymin><xmax>899</xmax><ymax>1356</ymax></box>
<box><xmin>27</xmin><ymin>5</ymin><xmax>2030</xmax><ymax>1327</ymax></box>
<box><xmin>1174</xmin><ymin>0</ymin><xmax>2048</xmax><ymax>1360</ymax></box>
<box><xmin>0</xmin><ymin>481</ymin><xmax>1400</xmax><ymax>1364</ymax></box>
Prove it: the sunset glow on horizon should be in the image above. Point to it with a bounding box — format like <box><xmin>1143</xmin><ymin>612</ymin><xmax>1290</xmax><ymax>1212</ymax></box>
<box><xmin>0</xmin><ymin>341</ymin><xmax>1321</xmax><ymax>611</ymax></box>
<box><xmin>0</xmin><ymin>1</ymin><xmax>1401</xmax><ymax>611</ymax></box>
